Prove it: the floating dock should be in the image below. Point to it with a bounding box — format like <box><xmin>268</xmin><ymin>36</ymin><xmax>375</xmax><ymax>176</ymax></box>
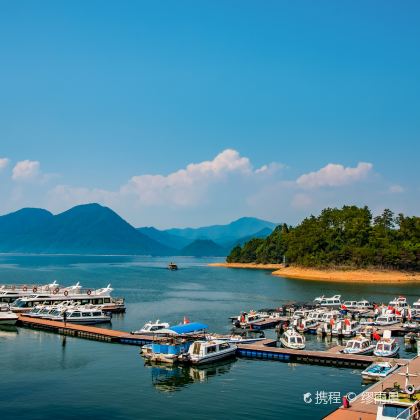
<box><xmin>17</xmin><ymin>315</ymin><xmax>155</xmax><ymax>345</ymax></box>
<box><xmin>17</xmin><ymin>316</ymin><xmax>411</xmax><ymax>369</ymax></box>
<box><xmin>236</xmin><ymin>339</ymin><xmax>409</xmax><ymax>368</ymax></box>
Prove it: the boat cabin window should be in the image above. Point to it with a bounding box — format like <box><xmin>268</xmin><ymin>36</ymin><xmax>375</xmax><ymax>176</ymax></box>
<box><xmin>192</xmin><ymin>343</ymin><xmax>201</xmax><ymax>355</ymax></box>
<box><xmin>93</xmin><ymin>312</ymin><xmax>101</xmax><ymax>316</ymax></box>
<box><xmin>70</xmin><ymin>312</ymin><xmax>81</xmax><ymax>318</ymax></box>
<box><xmin>82</xmin><ymin>312</ymin><xmax>92</xmax><ymax>317</ymax></box>
<box><xmin>219</xmin><ymin>343</ymin><xmax>230</xmax><ymax>350</ymax></box>
<box><xmin>104</xmin><ymin>298</ymin><xmax>111</xmax><ymax>303</ymax></box>
<box><xmin>206</xmin><ymin>345</ymin><xmax>217</xmax><ymax>354</ymax></box>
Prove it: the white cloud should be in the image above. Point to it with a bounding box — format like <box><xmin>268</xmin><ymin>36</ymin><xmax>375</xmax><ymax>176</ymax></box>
<box><xmin>121</xmin><ymin>149</ymin><xmax>256</xmax><ymax>206</ymax></box>
<box><xmin>389</xmin><ymin>184</ymin><xmax>404</xmax><ymax>194</ymax></box>
<box><xmin>12</xmin><ymin>160</ymin><xmax>41</xmax><ymax>181</ymax></box>
<box><xmin>296</xmin><ymin>162</ymin><xmax>373</xmax><ymax>189</ymax></box>
<box><xmin>0</xmin><ymin>158</ymin><xmax>9</xmax><ymax>171</ymax></box>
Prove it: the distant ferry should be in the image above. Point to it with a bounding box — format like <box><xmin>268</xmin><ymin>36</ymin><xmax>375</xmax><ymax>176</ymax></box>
<box><xmin>168</xmin><ymin>262</ymin><xmax>178</xmax><ymax>270</ymax></box>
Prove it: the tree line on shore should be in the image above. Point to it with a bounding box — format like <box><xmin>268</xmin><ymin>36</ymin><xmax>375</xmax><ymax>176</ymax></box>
<box><xmin>227</xmin><ymin>206</ymin><xmax>420</xmax><ymax>271</ymax></box>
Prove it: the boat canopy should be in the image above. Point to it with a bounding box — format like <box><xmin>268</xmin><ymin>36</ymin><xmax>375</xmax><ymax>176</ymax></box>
<box><xmin>166</xmin><ymin>322</ymin><xmax>209</xmax><ymax>335</ymax></box>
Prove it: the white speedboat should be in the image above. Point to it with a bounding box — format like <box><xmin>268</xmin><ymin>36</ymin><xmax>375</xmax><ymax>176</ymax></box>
<box><xmin>389</xmin><ymin>296</ymin><xmax>408</xmax><ymax>308</ymax></box>
<box><xmin>233</xmin><ymin>311</ymin><xmax>263</xmax><ymax>328</ymax></box>
<box><xmin>319</xmin><ymin>310</ymin><xmax>341</xmax><ymax>323</ymax></box>
<box><xmin>207</xmin><ymin>331</ymin><xmax>265</xmax><ymax>344</ymax></box>
<box><xmin>280</xmin><ymin>328</ymin><xmax>305</xmax><ymax>350</ymax></box>
<box><xmin>355</xmin><ymin>300</ymin><xmax>372</xmax><ymax>310</ymax></box>
<box><xmin>132</xmin><ymin>320</ymin><xmax>170</xmax><ymax>334</ymax></box>
<box><xmin>332</xmin><ymin>319</ymin><xmax>361</xmax><ymax>337</ymax></box>
<box><xmin>292</xmin><ymin>309</ymin><xmax>311</xmax><ymax>320</ymax></box>
<box><xmin>373</xmin><ymin>336</ymin><xmax>400</xmax><ymax>357</ymax></box>
<box><xmin>361</xmin><ymin>361</ymin><xmax>399</xmax><ymax>381</ymax></box>
<box><xmin>50</xmin><ymin>308</ymin><xmax>111</xmax><ymax>324</ymax></box>
<box><xmin>318</xmin><ymin>295</ymin><xmax>341</xmax><ymax>308</ymax></box>
<box><xmin>0</xmin><ymin>310</ymin><xmax>18</xmax><ymax>325</ymax></box>
<box><xmin>295</xmin><ymin>317</ymin><xmax>319</xmax><ymax>334</ymax></box>
<box><xmin>187</xmin><ymin>340</ymin><xmax>237</xmax><ymax>364</ymax></box>
<box><xmin>375</xmin><ymin>313</ymin><xmax>399</xmax><ymax>326</ymax></box>
<box><xmin>342</xmin><ymin>301</ymin><xmax>358</xmax><ymax>310</ymax></box>
<box><xmin>342</xmin><ymin>336</ymin><xmax>375</xmax><ymax>355</ymax></box>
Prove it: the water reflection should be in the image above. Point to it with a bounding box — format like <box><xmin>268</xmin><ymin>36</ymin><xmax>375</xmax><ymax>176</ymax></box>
<box><xmin>144</xmin><ymin>359</ymin><xmax>236</xmax><ymax>393</ymax></box>
<box><xmin>0</xmin><ymin>325</ymin><xmax>19</xmax><ymax>339</ymax></box>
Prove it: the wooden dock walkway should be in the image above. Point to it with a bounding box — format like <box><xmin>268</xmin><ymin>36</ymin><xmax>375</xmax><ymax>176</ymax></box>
<box><xmin>18</xmin><ymin>315</ymin><xmax>155</xmax><ymax>345</ymax></box>
<box><xmin>17</xmin><ymin>315</ymin><xmax>412</xmax><ymax>369</ymax></box>
<box><xmin>324</xmin><ymin>356</ymin><xmax>420</xmax><ymax>419</ymax></box>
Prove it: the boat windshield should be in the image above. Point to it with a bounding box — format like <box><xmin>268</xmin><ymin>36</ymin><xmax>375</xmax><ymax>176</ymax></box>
<box><xmin>12</xmin><ymin>299</ymin><xmax>26</xmax><ymax>308</ymax></box>
<box><xmin>150</xmin><ymin>325</ymin><xmax>164</xmax><ymax>331</ymax></box>
<box><xmin>296</xmin><ymin>337</ymin><xmax>303</xmax><ymax>343</ymax></box>
<box><xmin>353</xmin><ymin>342</ymin><xmax>360</xmax><ymax>349</ymax></box>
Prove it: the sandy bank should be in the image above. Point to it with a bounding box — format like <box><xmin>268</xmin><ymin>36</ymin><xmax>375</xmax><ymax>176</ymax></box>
<box><xmin>208</xmin><ymin>262</ymin><xmax>420</xmax><ymax>283</ymax></box>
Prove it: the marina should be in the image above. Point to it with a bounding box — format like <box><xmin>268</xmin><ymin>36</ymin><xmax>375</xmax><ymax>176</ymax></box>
<box><xmin>16</xmin><ymin>315</ymin><xmax>413</xmax><ymax>369</ymax></box>
<box><xmin>1</xmin><ymin>255</ymin><xmax>419</xmax><ymax>420</ymax></box>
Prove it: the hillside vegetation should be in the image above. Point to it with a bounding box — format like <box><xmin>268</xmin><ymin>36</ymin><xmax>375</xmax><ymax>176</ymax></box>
<box><xmin>227</xmin><ymin>206</ymin><xmax>420</xmax><ymax>271</ymax></box>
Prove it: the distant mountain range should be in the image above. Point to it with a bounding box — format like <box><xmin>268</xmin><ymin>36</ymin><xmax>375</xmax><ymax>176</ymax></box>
<box><xmin>0</xmin><ymin>204</ymin><xmax>277</xmax><ymax>256</ymax></box>
<box><xmin>137</xmin><ymin>217</ymin><xmax>277</xmax><ymax>255</ymax></box>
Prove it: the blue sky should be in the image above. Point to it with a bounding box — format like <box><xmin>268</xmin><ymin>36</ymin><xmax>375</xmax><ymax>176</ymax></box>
<box><xmin>0</xmin><ymin>1</ymin><xmax>419</xmax><ymax>227</ymax></box>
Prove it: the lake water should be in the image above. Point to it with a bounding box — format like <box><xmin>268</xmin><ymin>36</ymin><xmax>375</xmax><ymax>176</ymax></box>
<box><xmin>0</xmin><ymin>255</ymin><xmax>418</xmax><ymax>420</ymax></box>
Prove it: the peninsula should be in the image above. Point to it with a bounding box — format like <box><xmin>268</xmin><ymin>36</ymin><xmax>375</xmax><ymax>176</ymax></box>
<box><xmin>211</xmin><ymin>205</ymin><xmax>420</xmax><ymax>283</ymax></box>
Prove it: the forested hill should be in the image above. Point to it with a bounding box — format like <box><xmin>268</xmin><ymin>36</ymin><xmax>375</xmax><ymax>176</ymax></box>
<box><xmin>227</xmin><ymin>206</ymin><xmax>420</xmax><ymax>271</ymax></box>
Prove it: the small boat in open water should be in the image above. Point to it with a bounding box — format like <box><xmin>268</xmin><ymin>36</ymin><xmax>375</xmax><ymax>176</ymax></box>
<box><xmin>168</xmin><ymin>262</ymin><xmax>178</xmax><ymax>270</ymax></box>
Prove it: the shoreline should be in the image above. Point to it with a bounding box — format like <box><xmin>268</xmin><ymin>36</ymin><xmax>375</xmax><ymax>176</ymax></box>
<box><xmin>208</xmin><ymin>262</ymin><xmax>420</xmax><ymax>283</ymax></box>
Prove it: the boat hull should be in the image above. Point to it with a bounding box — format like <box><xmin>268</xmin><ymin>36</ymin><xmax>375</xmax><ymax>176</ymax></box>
<box><xmin>373</xmin><ymin>346</ymin><xmax>400</xmax><ymax>358</ymax></box>
<box><xmin>189</xmin><ymin>348</ymin><xmax>236</xmax><ymax>365</ymax></box>
<box><xmin>0</xmin><ymin>318</ymin><xmax>18</xmax><ymax>325</ymax></box>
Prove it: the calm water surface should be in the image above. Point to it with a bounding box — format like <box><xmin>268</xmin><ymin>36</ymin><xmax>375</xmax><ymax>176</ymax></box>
<box><xmin>0</xmin><ymin>255</ymin><xmax>418</xmax><ymax>420</ymax></box>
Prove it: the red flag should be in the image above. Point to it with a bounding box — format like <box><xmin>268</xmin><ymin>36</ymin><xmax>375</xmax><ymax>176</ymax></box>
<box><xmin>344</xmin><ymin>319</ymin><xmax>351</xmax><ymax>326</ymax></box>
<box><xmin>395</xmin><ymin>310</ymin><xmax>401</xmax><ymax>316</ymax></box>
<box><xmin>373</xmin><ymin>332</ymin><xmax>381</xmax><ymax>341</ymax></box>
<box><xmin>183</xmin><ymin>316</ymin><xmax>190</xmax><ymax>324</ymax></box>
<box><xmin>329</xmin><ymin>318</ymin><xmax>335</xmax><ymax>326</ymax></box>
<box><xmin>341</xmin><ymin>304</ymin><xmax>347</xmax><ymax>310</ymax></box>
